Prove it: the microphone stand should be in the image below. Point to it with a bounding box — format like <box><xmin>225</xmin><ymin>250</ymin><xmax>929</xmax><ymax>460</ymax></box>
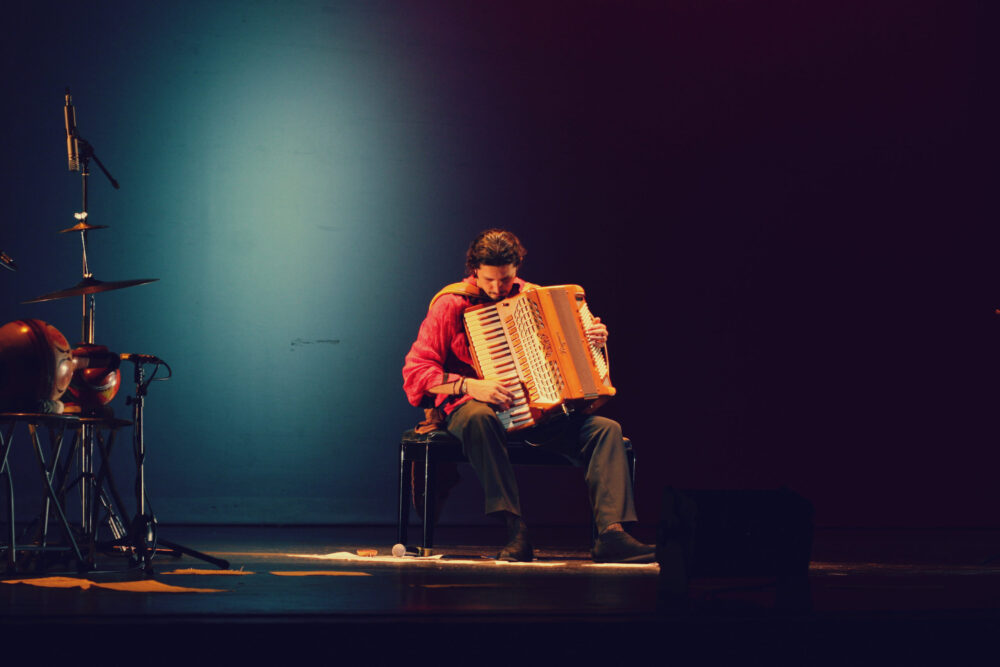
<box><xmin>78</xmin><ymin>137</ymin><xmax>120</xmax><ymax>191</ymax></box>
<box><xmin>123</xmin><ymin>356</ymin><xmax>229</xmax><ymax>573</ymax></box>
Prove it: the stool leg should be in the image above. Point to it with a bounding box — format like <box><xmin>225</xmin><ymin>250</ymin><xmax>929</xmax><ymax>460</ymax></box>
<box><xmin>422</xmin><ymin>446</ymin><xmax>436</xmax><ymax>550</ymax></box>
<box><xmin>397</xmin><ymin>443</ymin><xmax>409</xmax><ymax>546</ymax></box>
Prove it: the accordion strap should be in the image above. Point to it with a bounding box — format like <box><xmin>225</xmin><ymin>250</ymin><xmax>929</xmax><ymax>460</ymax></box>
<box><xmin>428</xmin><ymin>281</ymin><xmax>541</xmax><ymax>312</ymax></box>
<box><xmin>428</xmin><ymin>282</ymin><xmax>484</xmax><ymax>311</ymax></box>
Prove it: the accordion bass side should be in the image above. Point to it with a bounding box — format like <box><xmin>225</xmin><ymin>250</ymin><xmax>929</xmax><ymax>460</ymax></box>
<box><xmin>463</xmin><ymin>284</ymin><xmax>616</xmax><ymax>431</ymax></box>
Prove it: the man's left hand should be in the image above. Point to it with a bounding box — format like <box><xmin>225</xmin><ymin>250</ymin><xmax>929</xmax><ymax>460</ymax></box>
<box><xmin>586</xmin><ymin>317</ymin><xmax>608</xmax><ymax>347</ymax></box>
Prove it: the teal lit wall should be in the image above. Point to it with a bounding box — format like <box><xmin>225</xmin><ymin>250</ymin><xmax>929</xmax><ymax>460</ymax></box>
<box><xmin>2</xmin><ymin>1</ymin><xmax>995</xmax><ymax>528</ymax></box>
<box><xmin>2</xmin><ymin>1</ymin><xmax>529</xmax><ymax>523</ymax></box>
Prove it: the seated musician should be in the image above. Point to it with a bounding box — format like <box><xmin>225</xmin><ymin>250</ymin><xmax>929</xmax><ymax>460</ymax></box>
<box><xmin>401</xmin><ymin>229</ymin><xmax>654</xmax><ymax>563</ymax></box>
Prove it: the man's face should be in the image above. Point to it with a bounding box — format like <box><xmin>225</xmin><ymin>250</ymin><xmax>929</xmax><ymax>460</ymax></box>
<box><xmin>474</xmin><ymin>263</ymin><xmax>518</xmax><ymax>301</ymax></box>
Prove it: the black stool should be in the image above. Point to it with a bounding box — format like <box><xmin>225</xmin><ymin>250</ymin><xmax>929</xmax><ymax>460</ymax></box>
<box><xmin>396</xmin><ymin>428</ymin><xmax>635</xmax><ymax>552</ymax></box>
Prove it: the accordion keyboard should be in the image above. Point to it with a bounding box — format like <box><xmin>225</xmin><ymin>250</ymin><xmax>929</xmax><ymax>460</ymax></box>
<box><xmin>464</xmin><ymin>285</ymin><xmax>614</xmax><ymax>431</ymax></box>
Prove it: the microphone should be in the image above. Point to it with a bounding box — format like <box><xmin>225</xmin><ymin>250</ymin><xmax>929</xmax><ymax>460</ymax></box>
<box><xmin>64</xmin><ymin>88</ymin><xmax>79</xmax><ymax>171</ymax></box>
<box><xmin>119</xmin><ymin>353</ymin><xmax>165</xmax><ymax>364</ymax></box>
<box><xmin>0</xmin><ymin>249</ymin><xmax>16</xmax><ymax>271</ymax></box>
<box><xmin>71</xmin><ymin>345</ymin><xmax>122</xmax><ymax>370</ymax></box>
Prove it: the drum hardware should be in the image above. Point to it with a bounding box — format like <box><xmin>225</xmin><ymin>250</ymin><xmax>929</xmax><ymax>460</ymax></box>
<box><xmin>58</xmin><ymin>222</ymin><xmax>109</xmax><ymax>234</ymax></box>
<box><xmin>59</xmin><ymin>211</ymin><xmax>108</xmax><ymax>235</ymax></box>
<box><xmin>114</xmin><ymin>354</ymin><xmax>229</xmax><ymax>573</ymax></box>
<box><xmin>3</xmin><ymin>90</ymin><xmax>225</xmax><ymax>572</ymax></box>
<box><xmin>1</xmin><ymin>249</ymin><xmax>16</xmax><ymax>272</ymax></box>
<box><xmin>36</xmin><ymin>88</ymin><xmax>153</xmax><ymax>535</ymax></box>
<box><xmin>0</xmin><ymin>415</ymin><xmax>92</xmax><ymax>572</ymax></box>
<box><xmin>23</xmin><ymin>277</ymin><xmax>159</xmax><ymax>304</ymax></box>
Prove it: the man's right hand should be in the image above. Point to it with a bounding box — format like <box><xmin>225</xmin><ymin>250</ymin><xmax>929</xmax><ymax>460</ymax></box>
<box><xmin>464</xmin><ymin>378</ymin><xmax>516</xmax><ymax>410</ymax></box>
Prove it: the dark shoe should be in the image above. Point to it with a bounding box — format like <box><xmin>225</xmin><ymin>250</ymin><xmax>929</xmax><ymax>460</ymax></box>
<box><xmin>592</xmin><ymin>530</ymin><xmax>655</xmax><ymax>563</ymax></box>
<box><xmin>498</xmin><ymin>533</ymin><xmax>534</xmax><ymax>562</ymax></box>
<box><xmin>497</xmin><ymin>515</ymin><xmax>533</xmax><ymax>562</ymax></box>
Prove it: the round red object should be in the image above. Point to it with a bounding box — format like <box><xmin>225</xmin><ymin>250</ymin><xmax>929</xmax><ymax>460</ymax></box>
<box><xmin>66</xmin><ymin>344</ymin><xmax>122</xmax><ymax>409</ymax></box>
<box><xmin>0</xmin><ymin>319</ymin><xmax>75</xmax><ymax>410</ymax></box>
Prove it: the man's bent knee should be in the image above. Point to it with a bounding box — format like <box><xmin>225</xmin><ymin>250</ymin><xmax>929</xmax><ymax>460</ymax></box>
<box><xmin>449</xmin><ymin>401</ymin><xmax>504</xmax><ymax>439</ymax></box>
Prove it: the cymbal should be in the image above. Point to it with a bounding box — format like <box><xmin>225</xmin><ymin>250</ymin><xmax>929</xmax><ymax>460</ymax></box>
<box><xmin>23</xmin><ymin>276</ymin><xmax>158</xmax><ymax>304</ymax></box>
<box><xmin>59</xmin><ymin>222</ymin><xmax>109</xmax><ymax>234</ymax></box>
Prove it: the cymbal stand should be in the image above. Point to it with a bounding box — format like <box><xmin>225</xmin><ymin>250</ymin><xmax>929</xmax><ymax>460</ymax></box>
<box><xmin>70</xmin><ymin>111</ymin><xmax>119</xmax><ymax>536</ymax></box>
<box><xmin>71</xmin><ymin>112</ymin><xmax>120</xmax><ymax>348</ymax></box>
<box><xmin>50</xmin><ymin>90</ymin><xmax>161</xmax><ymax>565</ymax></box>
<box><xmin>77</xmin><ymin>147</ymin><xmax>97</xmax><ymax>537</ymax></box>
<box><xmin>123</xmin><ymin>356</ymin><xmax>229</xmax><ymax>573</ymax></box>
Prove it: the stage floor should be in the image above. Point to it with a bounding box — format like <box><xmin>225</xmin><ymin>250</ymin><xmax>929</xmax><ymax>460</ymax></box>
<box><xmin>2</xmin><ymin>525</ymin><xmax>999</xmax><ymax>663</ymax></box>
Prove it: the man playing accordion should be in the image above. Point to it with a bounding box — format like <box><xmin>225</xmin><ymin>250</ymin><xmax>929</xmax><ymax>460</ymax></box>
<box><xmin>402</xmin><ymin>229</ymin><xmax>654</xmax><ymax>563</ymax></box>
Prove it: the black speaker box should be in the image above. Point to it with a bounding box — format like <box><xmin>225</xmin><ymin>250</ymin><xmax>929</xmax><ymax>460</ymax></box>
<box><xmin>656</xmin><ymin>487</ymin><xmax>814</xmax><ymax>608</ymax></box>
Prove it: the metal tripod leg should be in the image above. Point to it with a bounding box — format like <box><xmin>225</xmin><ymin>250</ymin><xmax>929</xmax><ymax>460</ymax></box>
<box><xmin>89</xmin><ymin>426</ymin><xmax>134</xmax><ymax>563</ymax></box>
<box><xmin>124</xmin><ymin>358</ymin><xmax>229</xmax><ymax>572</ymax></box>
<box><xmin>156</xmin><ymin>538</ymin><xmax>229</xmax><ymax>570</ymax></box>
<box><xmin>28</xmin><ymin>424</ymin><xmax>89</xmax><ymax>571</ymax></box>
<box><xmin>1</xmin><ymin>421</ymin><xmax>15</xmax><ymax>572</ymax></box>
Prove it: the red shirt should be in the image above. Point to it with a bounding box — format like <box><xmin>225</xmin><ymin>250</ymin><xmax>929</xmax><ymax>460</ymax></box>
<box><xmin>402</xmin><ymin>275</ymin><xmax>530</xmax><ymax>415</ymax></box>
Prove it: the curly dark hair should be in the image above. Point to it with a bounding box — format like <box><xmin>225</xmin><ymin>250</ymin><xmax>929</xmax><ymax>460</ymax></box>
<box><xmin>465</xmin><ymin>229</ymin><xmax>527</xmax><ymax>275</ymax></box>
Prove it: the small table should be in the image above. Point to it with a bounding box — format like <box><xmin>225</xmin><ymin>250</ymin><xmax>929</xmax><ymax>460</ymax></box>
<box><xmin>0</xmin><ymin>412</ymin><xmax>132</xmax><ymax>572</ymax></box>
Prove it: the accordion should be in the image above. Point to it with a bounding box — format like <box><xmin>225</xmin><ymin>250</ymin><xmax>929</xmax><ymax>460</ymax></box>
<box><xmin>463</xmin><ymin>285</ymin><xmax>615</xmax><ymax>431</ymax></box>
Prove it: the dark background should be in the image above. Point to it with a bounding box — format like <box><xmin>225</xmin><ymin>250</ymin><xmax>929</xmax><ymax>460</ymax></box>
<box><xmin>1</xmin><ymin>1</ymin><xmax>994</xmax><ymax>529</ymax></box>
